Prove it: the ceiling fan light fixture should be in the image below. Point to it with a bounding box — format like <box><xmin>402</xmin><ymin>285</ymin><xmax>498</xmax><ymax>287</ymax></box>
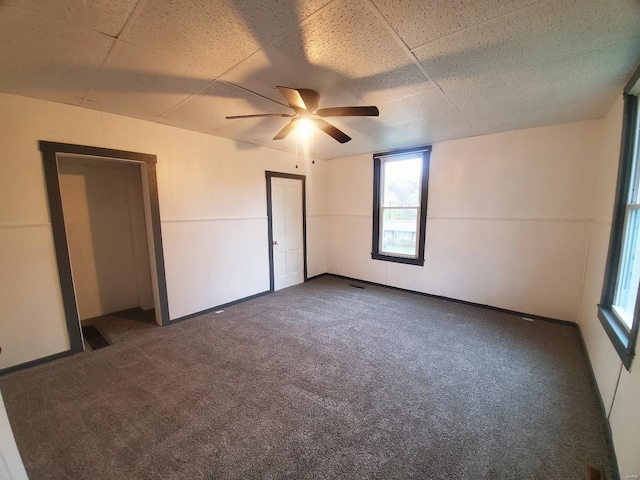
<box><xmin>227</xmin><ymin>86</ymin><xmax>378</xmax><ymax>144</ymax></box>
<box><xmin>294</xmin><ymin>118</ymin><xmax>315</xmax><ymax>138</ymax></box>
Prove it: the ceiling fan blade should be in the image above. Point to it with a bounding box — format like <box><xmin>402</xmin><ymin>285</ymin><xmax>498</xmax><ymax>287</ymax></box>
<box><xmin>273</xmin><ymin>120</ymin><xmax>296</xmax><ymax>140</ymax></box>
<box><xmin>297</xmin><ymin>89</ymin><xmax>320</xmax><ymax>112</ymax></box>
<box><xmin>277</xmin><ymin>86</ymin><xmax>319</xmax><ymax>112</ymax></box>
<box><xmin>226</xmin><ymin>113</ymin><xmax>292</xmax><ymax>120</ymax></box>
<box><xmin>315</xmin><ymin>106</ymin><xmax>379</xmax><ymax>117</ymax></box>
<box><xmin>315</xmin><ymin>119</ymin><xmax>351</xmax><ymax>143</ymax></box>
<box><xmin>277</xmin><ymin>86</ymin><xmax>306</xmax><ymax>110</ymax></box>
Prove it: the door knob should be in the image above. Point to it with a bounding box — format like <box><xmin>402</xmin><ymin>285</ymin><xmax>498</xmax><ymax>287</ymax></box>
<box><xmin>273</xmin><ymin>240</ymin><xmax>278</xmax><ymax>245</ymax></box>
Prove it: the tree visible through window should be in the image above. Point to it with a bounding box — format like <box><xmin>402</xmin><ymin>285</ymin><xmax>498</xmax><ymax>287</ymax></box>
<box><xmin>372</xmin><ymin>146</ymin><xmax>431</xmax><ymax>266</ymax></box>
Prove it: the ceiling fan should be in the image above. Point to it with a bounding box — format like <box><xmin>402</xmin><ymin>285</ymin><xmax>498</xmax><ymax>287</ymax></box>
<box><xmin>225</xmin><ymin>86</ymin><xmax>379</xmax><ymax>144</ymax></box>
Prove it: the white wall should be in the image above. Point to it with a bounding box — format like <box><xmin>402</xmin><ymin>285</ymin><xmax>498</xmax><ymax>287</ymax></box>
<box><xmin>59</xmin><ymin>158</ymin><xmax>154</xmax><ymax>319</ymax></box>
<box><xmin>578</xmin><ymin>96</ymin><xmax>640</xmax><ymax>479</ymax></box>
<box><xmin>325</xmin><ymin>120</ymin><xmax>600</xmax><ymax>322</ymax></box>
<box><xmin>0</xmin><ymin>92</ymin><xmax>327</xmax><ymax>370</ymax></box>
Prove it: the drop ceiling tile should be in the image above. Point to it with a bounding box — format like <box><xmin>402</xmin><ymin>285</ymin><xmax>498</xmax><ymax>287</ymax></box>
<box><xmin>555</xmin><ymin>0</ymin><xmax>640</xmax><ymax>44</ymax></box>
<box><xmin>82</xmin><ymin>98</ymin><xmax>161</xmax><ymax>123</ymax></box>
<box><xmin>124</xmin><ymin>0</ymin><xmax>333</xmax><ymax>79</ymax></box>
<box><xmin>317</xmin><ymin>111</ymin><xmax>460</xmax><ymax>158</ymax></box>
<box><xmin>308</xmin><ymin>117</ymin><xmax>388</xmax><ymax>159</ymax></box>
<box><xmin>414</xmin><ymin>0</ymin><xmax>640</xmax><ymax>83</ymax></box>
<box><xmin>214</xmin><ymin>115</ymin><xmax>292</xmax><ymax>142</ymax></box>
<box><xmin>340</xmin><ymin>98</ymin><xmax>476</xmax><ymax>153</ymax></box>
<box><xmin>321</xmin><ymin>136</ymin><xmax>384</xmax><ymax>159</ymax></box>
<box><xmin>439</xmin><ymin>40</ymin><xmax>640</xmax><ymax>134</ymax></box>
<box><xmin>0</xmin><ymin>0</ymin><xmax>138</xmax><ymax>38</ymax></box>
<box><xmin>219</xmin><ymin>45</ymin><xmax>362</xmax><ymax>108</ymax></box>
<box><xmin>87</xmin><ymin>41</ymin><xmax>214</xmax><ymax>118</ymax></box>
<box><xmin>320</xmin><ymin>119</ymin><xmax>443</xmax><ymax>159</ymax></box>
<box><xmin>342</xmin><ymin>61</ymin><xmax>432</xmax><ymax>106</ymax></box>
<box><xmin>274</xmin><ymin>0</ymin><xmax>429</xmax><ymax>102</ymax></box>
<box><xmin>370</xmin><ymin>0</ymin><xmax>540</xmax><ymax>49</ymax></box>
<box><xmin>414</xmin><ymin>3</ymin><xmax>554</xmax><ymax>83</ymax></box>
<box><xmin>161</xmin><ymin>80</ymin><xmax>284</xmax><ymax>132</ymax></box>
<box><xmin>121</xmin><ymin>1</ymin><xmax>260</xmax><ymax>78</ymax></box>
<box><xmin>229</xmin><ymin>0</ymin><xmax>336</xmax><ymax>34</ymax></box>
<box><xmin>377</xmin><ymin>87</ymin><xmax>476</xmax><ymax>140</ymax></box>
<box><xmin>0</xmin><ymin>14</ymin><xmax>114</xmax><ymax>104</ymax></box>
<box><xmin>472</xmin><ymin>93</ymin><xmax>621</xmax><ymax>136</ymax></box>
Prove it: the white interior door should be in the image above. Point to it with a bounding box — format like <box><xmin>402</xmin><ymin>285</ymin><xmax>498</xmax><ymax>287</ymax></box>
<box><xmin>271</xmin><ymin>177</ymin><xmax>304</xmax><ymax>291</ymax></box>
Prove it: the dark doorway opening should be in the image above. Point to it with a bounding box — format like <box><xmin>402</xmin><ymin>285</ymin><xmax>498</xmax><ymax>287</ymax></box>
<box><xmin>40</xmin><ymin>141</ymin><xmax>170</xmax><ymax>355</ymax></box>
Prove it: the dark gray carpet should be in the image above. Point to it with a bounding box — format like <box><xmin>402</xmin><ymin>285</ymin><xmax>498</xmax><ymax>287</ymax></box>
<box><xmin>0</xmin><ymin>276</ymin><xmax>614</xmax><ymax>479</ymax></box>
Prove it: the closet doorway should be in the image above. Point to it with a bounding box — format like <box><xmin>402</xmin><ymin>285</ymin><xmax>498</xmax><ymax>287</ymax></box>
<box><xmin>40</xmin><ymin>142</ymin><xmax>170</xmax><ymax>354</ymax></box>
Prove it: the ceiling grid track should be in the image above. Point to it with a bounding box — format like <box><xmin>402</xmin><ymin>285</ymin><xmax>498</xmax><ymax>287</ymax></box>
<box><xmin>361</xmin><ymin>0</ymin><xmax>478</xmax><ymax>135</ymax></box>
<box><xmin>80</xmin><ymin>0</ymin><xmax>149</xmax><ymax>108</ymax></box>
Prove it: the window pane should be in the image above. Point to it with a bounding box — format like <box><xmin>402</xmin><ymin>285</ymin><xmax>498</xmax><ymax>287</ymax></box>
<box><xmin>383</xmin><ymin>158</ymin><xmax>422</xmax><ymax>207</ymax></box>
<box><xmin>614</xmin><ymin>206</ymin><xmax>640</xmax><ymax>329</ymax></box>
<box><xmin>381</xmin><ymin>208</ymin><xmax>418</xmax><ymax>256</ymax></box>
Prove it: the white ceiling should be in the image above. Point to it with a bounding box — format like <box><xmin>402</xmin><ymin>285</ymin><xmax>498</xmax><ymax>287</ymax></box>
<box><xmin>0</xmin><ymin>0</ymin><xmax>638</xmax><ymax>159</ymax></box>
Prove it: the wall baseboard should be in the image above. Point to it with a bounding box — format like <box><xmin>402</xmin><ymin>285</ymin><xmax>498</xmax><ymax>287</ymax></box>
<box><xmin>0</xmin><ymin>350</ymin><xmax>73</xmax><ymax>377</ymax></box>
<box><xmin>311</xmin><ymin>272</ymin><xmax>576</xmax><ymax>327</ymax></box>
<box><xmin>170</xmin><ymin>290</ymin><xmax>272</xmax><ymax>324</ymax></box>
<box><xmin>305</xmin><ymin>273</ymin><xmax>329</xmax><ymax>282</ymax></box>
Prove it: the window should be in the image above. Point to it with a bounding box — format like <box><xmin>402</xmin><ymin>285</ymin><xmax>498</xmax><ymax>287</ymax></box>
<box><xmin>598</xmin><ymin>71</ymin><xmax>640</xmax><ymax>370</ymax></box>
<box><xmin>372</xmin><ymin>146</ymin><xmax>431</xmax><ymax>266</ymax></box>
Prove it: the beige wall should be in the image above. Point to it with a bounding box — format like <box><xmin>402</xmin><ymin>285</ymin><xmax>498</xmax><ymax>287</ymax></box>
<box><xmin>0</xmin><ymin>92</ymin><xmax>327</xmax><ymax>369</ymax></box>
<box><xmin>578</xmin><ymin>96</ymin><xmax>640</xmax><ymax>479</ymax></box>
<box><xmin>325</xmin><ymin>120</ymin><xmax>600</xmax><ymax>322</ymax></box>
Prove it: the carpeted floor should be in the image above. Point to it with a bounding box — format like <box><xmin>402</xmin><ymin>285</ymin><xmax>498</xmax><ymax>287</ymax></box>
<box><xmin>0</xmin><ymin>276</ymin><xmax>614</xmax><ymax>479</ymax></box>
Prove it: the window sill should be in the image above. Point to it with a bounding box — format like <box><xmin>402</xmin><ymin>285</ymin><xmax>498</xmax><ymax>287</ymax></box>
<box><xmin>598</xmin><ymin>304</ymin><xmax>635</xmax><ymax>370</ymax></box>
<box><xmin>371</xmin><ymin>253</ymin><xmax>424</xmax><ymax>266</ymax></box>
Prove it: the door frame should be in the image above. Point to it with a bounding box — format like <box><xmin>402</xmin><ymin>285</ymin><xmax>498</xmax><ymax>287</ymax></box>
<box><xmin>265</xmin><ymin>171</ymin><xmax>307</xmax><ymax>292</ymax></box>
<box><xmin>39</xmin><ymin>141</ymin><xmax>171</xmax><ymax>354</ymax></box>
